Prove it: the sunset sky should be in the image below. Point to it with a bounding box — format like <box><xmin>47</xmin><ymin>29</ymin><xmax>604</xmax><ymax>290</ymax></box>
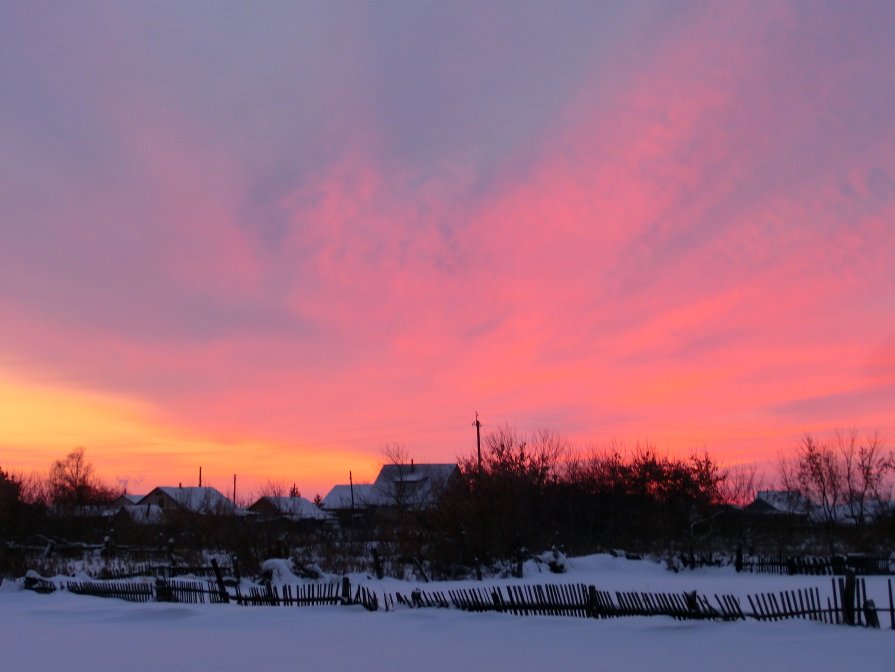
<box><xmin>2</xmin><ymin>1</ymin><xmax>894</xmax><ymax>498</ymax></box>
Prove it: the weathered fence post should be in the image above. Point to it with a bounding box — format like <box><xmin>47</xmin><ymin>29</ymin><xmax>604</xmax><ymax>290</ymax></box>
<box><xmin>371</xmin><ymin>548</ymin><xmax>384</xmax><ymax>580</ymax></box>
<box><xmin>210</xmin><ymin>558</ymin><xmax>230</xmax><ymax>603</ymax></box>
<box><xmin>513</xmin><ymin>557</ymin><xmax>524</xmax><ymax>579</ymax></box>
<box><xmin>231</xmin><ymin>555</ymin><xmax>241</xmax><ymax>584</ymax></box>
<box><xmin>831</xmin><ymin>555</ymin><xmax>846</xmax><ymax>575</ymax></box>
<box><xmin>412</xmin><ymin>556</ymin><xmax>429</xmax><ymax>583</ymax></box>
<box><xmin>864</xmin><ymin>599</ymin><xmax>880</xmax><ymax>628</ymax></box>
<box><xmin>842</xmin><ymin>570</ymin><xmax>856</xmax><ymax>626</ymax></box>
<box><xmin>586</xmin><ymin>585</ymin><xmax>598</xmax><ymax>618</ymax></box>
<box><xmin>341</xmin><ymin>576</ymin><xmax>351</xmax><ymax>605</ymax></box>
<box><xmin>155</xmin><ymin>577</ymin><xmax>174</xmax><ymax>602</ymax></box>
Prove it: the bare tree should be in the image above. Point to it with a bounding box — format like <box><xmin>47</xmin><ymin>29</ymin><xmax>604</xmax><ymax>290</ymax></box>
<box><xmin>720</xmin><ymin>463</ymin><xmax>763</xmax><ymax>506</ymax></box>
<box><xmin>256</xmin><ymin>479</ymin><xmax>290</xmax><ymax>499</ymax></box>
<box><xmin>779</xmin><ymin>430</ymin><xmax>892</xmax><ymax>527</ymax></box>
<box><xmin>382</xmin><ymin>442</ymin><xmax>410</xmax><ymax>468</ymax></box>
<box><xmin>48</xmin><ymin>447</ymin><xmax>117</xmax><ymax>509</ymax></box>
<box><xmin>838</xmin><ymin>428</ymin><xmax>865</xmax><ymax>524</ymax></box>
<box><xmin>796</xmin><ymin>433</ymin><xmax>842</xmax><ymax>525</ymax></box>
<box><xmin>17</xmin><ymin>470</ymin><xmax>51</xmax><ymax>506</ymax></box>
<box><xmin>864</xmin><ymin>432</ymin><xmax>895</xmax><ymax>514</ymax></box>
<box><xmin>474</xmin><ymin>425</ymin><xmax>567</xmax><ymax>487</ymax></box>
<box><xmin>837</xmin><ymin>429</ymin><xmax>892</xmax><ymax>525</ymax></box>
<box><xmin>379</xmin><ymin>442</ymin><xmax>413</xmax><ymax>508</ymax></box>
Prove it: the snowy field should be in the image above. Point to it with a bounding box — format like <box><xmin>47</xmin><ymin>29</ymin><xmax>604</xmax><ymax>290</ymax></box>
<box><xmin>2</xmin><ymin>555</ymin><xmax>892</xmax><ymax>672</ymax></box>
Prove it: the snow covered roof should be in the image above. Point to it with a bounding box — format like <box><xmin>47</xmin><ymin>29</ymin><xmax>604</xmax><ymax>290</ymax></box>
<box><xmin>748</xmin><ymin>490</ymin><xmax>893</xmax><ymax>524</ymax></box>
<box><xmin>369</xmin><ymin>463</ymin><xmax>459</xmax><ymax>508</ymax></box>
<box><xmin>249</xmin><ymin>496</ymin><xmax>329</xmax><ymax>520</ymax></box>
<box><xmin>757</xmin><ymin>490</ymin><xmax>805</xmax><ymax>511</ymax></box>
<box><xmin>138</xmin><ymin>486</ymin><xmax>239</xmax><ymax>514</ymax></box>
<box><xmin>113</xmin><ymin>493</ymin><xmax>144</xmax><ymax>506</ymax></box>
<box><xmin>823</xmin><ymin>500</ymin><xmax>891</xmax><ymax>525</ymax></box>
<box><xmin>749</xmin><ymin>490</ymin><xmax>810</xmax><ymax>514</ymax></box>
<box><xmin>321</xmin><ymin>484</ymin><xmax>373</xmax><ymax>510</ymax></box>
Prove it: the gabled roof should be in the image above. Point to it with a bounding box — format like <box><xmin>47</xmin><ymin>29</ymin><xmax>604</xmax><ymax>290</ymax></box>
<box><xmin>369</xmin><ymin>463</ymin><xmax>459</xmax><ymax>508</ymax></box>
<box><xmin>820</xmin><ymin>500</ymin><xmax>890</xmax><ymax>525</ymax></box>
<box><xmin>249</xmin><ymin>496</ymin><xmax>329</xmax><ymax>520</ymax></box>
<box><xmin>113</xmin><ymin>493</ymin><xmax>144</xmax><ymax>506</ymax></box>
<box><xmin>747</xmin><ymin>490</ymin><xmax>810</xmax><ymax>515</ymax></box>
<box><xmin>139</xmin><ymin>486</ymin><xmax>238</xmax><ymax>514</ymax></box>
<box><xmin>321</xmin><ymin>484</ymin><xmax>373</xmax><ymax>510</ymax></box>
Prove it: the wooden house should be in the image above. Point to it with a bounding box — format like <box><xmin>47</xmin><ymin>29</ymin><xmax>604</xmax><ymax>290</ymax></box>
<box><xmin>137</xmin><ymin>486</ymin><xmax>239</xmax><ymax>515</ymax></box>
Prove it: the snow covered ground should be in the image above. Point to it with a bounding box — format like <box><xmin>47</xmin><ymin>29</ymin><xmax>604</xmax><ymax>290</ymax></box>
<box><xmin>1</xmin><ymin>555</ymin><xmax>892</xmax><ymax>672</ymax></box>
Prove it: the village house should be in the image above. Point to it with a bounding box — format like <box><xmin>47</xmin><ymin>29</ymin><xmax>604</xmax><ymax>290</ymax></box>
<box><xmin>321</xmin><ymin>483</ymin><xmax>373</xmax><ymax>511</ymax></box>
<box><xmin>248</xmin><ymin>495</ymin><xmax>330</xmax><ymax>521</ymax></box>
<box><xmin>322</xmin><ymin>463</ymin><xmax>460</xmax><ymax>513</ymax></box>
<box><xmin>247</xmin><ymin>495</ymin><xmax>331</xmax><ymax>535</ymax></box>
<box><xmin>368</xmin><ymin>462</ymin><xmax>460</xmax><ymax>509</ymax></box>
<box><xmin>744</xmin><ymin>490</ymin><xmax>811</xmax><ymax>516</ymax></box>
<box><xmin>115</xmin><ymin>502</ymin><xmax>164</xmax><ymax>525</ymax></box>
<box><xmin>110</xmin><ymin>493</ymin><xmax>144</xmax><ymax>508</ymax></box>
<box><xmin>138</xmin><ymin>486</ymin><xmax>239</xmax><ymax>515</ymax></box>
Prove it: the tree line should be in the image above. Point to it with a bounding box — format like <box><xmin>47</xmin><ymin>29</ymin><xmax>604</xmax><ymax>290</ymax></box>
<box><xmin>2</xmin><ymin>428</ymin><xmax>893</xmax><ymax>579</ymax></box>
<box><xmin>779</xmin><ymin>429</ymin><xmax>893</xmax><ymax>527</ymax></box>
<box><xmin>424</xmin><ymin>426</ymin><xmax>894</xmax><ymax>572</ymax></box>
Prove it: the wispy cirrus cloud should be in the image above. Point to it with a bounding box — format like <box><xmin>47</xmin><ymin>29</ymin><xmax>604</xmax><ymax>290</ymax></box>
<box><xmin>1</xmin><ymin>1</ymin><xmax>894</xmax><ymax>490</ymax></box>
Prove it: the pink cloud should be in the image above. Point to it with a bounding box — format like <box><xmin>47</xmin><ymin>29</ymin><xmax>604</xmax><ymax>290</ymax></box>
<box><xmin>2</xmin><ymin>2</ymin><xmax>895</xmax><ymax>490</ymax></box>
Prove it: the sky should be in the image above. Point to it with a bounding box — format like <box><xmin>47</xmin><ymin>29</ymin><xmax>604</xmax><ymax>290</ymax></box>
<box><xmin>1</xmin><ymin>1</ymin><xmax>894</xmax><ymax>498</ymax></box>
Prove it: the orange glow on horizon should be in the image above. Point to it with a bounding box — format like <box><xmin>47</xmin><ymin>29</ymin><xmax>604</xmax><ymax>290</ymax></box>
<box><xmin>0</xmin><ymin>371</ymin><xmax>381</xmax><ymax>500</ymax></box>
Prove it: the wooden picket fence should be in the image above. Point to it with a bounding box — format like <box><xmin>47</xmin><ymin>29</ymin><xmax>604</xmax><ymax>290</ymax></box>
<box><xmin>354</xmin><ymin>585</ymin><xmax>379</xmax><ymax>611</ymax></box>
<box><xmin>740</xmin><ymin>555</ymin><xmax>891</xmax><ymax>576</ymax></box>
<box><xmin>235</xmin><ymin>582</ymin><xmax>342</xmax><ymax>607</ymax></box>
<box><xmin>25</xmin><ymin>571</ymin><xmax>895</xmax><ymax>631</ymax></box>
<box><xmin>156</xmin><ymin>579</ymin><xmax>229</xmax><ymax>604</ymax></box>
<box><xmin>383</xmin><ymin>588</ymin><xmax>450</xmax><ymax>611</ymax></box>
<box><xmin>742</xmin><ymin>578</ymin><xmax>893</xmax><ymax>629</ymax></box>
<box><xmin>384</xmin><ymin>579</ymin><xmax>895</xmax><ymax>630</ymax></box>
<box><xmin>433</xmin><ymin>584</ymin><xmax>728</xmax><ymax>620</ymax></box>
<box><xmin>742</xmin><ymin>556</ymin><xmax>834</xmax><ymax>575</ymax></box>
<box><xmin>745</xmin><ymin>586</ymin><xmax>829</xmax><ymax>623</ymax></box>
<box><xmin>65</xmin><ymin>580</ymin><xmax>155</xmax><ymax>603</ymax></box>
<box><xmin>33</xmin><ymin>577</ymin><xmax>224</xmax><ymax>604</ymax></box>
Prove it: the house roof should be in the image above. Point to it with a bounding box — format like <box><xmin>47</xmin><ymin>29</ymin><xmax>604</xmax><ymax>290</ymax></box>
<box><xmin>321</xmin><ymin>484</ymin><xmax>373</xmax><ymax>510</ymax></box>
<box><xmin>747</xmin><ymin>490</ymin><xmax>892</xmax><ymax>524</ymax></box>
<box><xmin>369</xmin><ymin>463</ymin><xmax>459</xmax><ymax>508</ymax></box>
<box><xmin>249</xmin><ymin>496</ymin><xmax>329</xmax><ymax>520</ymax></box>
<box><xmin>114</xmin><ymin>493</ymin><xmax>144</xmax><ymax>505</ymax></box>
<box><xmin>746</xmin><ymin>490</ymin><xmax>810</xmax><ymax>515</ymax></box>
<box><xmin>139</xmin><ymin>486</ymin><xmax>238</xmax><ymax>514</ymax></box>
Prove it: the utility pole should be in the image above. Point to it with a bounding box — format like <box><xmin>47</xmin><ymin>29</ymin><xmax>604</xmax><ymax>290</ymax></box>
<box><xmin>233</xmin><ymin>474</ymin><xmax>236</xmax><ymax>503</ymax></box>
<box><xmin>199</xmin><ymin>466</ymin><xmax>202</xmax><ymax>488</ymax></box>
<box><xmin>473</xmin><ymin>412</ymin><xmax>482</xmax><ymax>473</ymax></box>
<box><xmin>349</xmin><ymin>470</ymin><xmax>355</xmax><ymax>511</ymax></box>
